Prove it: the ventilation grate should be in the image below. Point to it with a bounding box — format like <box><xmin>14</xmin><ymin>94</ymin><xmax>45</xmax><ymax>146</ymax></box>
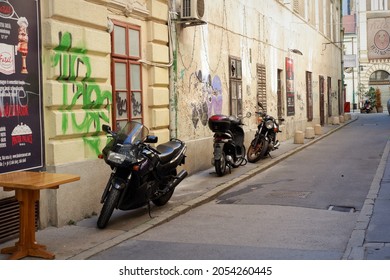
<box><xmin>0</xmin><ymin>196</ymin><xmax>39</xmax><ymax>243</ymax></box>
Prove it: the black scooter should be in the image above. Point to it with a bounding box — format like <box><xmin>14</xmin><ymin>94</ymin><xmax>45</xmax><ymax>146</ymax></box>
<box><xmin>208</xmin><ymin>113</ymin><xmax>250</xmax><ymax>176</ymax></box>
<box><xmin>97</xmin><ymin>121</ymin><xmax>187</xmax><ymax>228</ymax></box>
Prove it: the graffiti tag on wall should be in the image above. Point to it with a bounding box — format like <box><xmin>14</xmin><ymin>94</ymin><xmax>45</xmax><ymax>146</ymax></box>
<box><xmin>189</xmin><ymin>70</ymin><xmax>223</xmax><ymax>128</ymax></box>
<box><xmin>51</xmin><ymin>32</ymin><xmax>112</xmax><ymax>155</ymax></box>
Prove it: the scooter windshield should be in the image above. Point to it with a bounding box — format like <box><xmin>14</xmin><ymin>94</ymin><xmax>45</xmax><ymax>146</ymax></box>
<box><xmin>117</xmin><ymin>121</ymin><xmax>149</xmax><ymax>144</ymax></box>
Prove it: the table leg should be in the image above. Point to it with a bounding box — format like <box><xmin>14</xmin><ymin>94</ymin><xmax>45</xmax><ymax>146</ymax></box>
<box><xmin>0</xmin><ymin>189</ymin><xmax>55</xmax><ymax>260</ymax></box>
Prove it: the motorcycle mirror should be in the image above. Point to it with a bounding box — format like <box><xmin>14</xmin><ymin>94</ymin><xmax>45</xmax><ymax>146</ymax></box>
<box><xmin>246</xmin><ymin>112</ymin><xmax>252</xmax><ymax>118</ymax></box>
<box><xmin>279</xmin><ymin>118</ymin><xmax>285</xmax><ymax>122</ymax></box>
<box><xmin>102</xmin><ymin>124</ymin><xmax>111</xmax><ymax>133</ymax></box>
<box><xmin>145</xmin><ymin>135</ymin><xmax>158</xmax><ymax>143</ymax></box>
<box><xmin>258</xmin><ymin>102</ymin><xmax>264</xmax><ymax>109</ymax></box>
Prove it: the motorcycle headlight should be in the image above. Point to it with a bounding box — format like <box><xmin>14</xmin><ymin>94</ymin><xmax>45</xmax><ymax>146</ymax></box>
<box><xmin>107</xmin><ymin>151</ymin><xmax>127</xmax><ymax>164</ymax></box>
<box><xmin>265</xmin><ymin>120</ymin><xmax>274</xmax><ymax>129</ymax></box>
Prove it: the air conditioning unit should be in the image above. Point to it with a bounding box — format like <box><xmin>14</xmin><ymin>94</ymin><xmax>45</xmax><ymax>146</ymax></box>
<box><xmin>181</xmin><ymin>0</ymin><xmax>205</xmax><ymax>20</ymax></box>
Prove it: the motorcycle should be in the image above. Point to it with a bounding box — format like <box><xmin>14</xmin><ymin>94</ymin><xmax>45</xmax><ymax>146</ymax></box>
<box><xmin>247</xmin><ymin>103</ymin><xmax>284</xmax><ymax>163</ymax></box>
<box><xmin>363</xmin><ymin>100</ymin><xmax>372</xmax><ymax>113</ymax></box>
<box><xmin>97</xmin><ymin>121</ymin><xmax>187</xmax><ymax>229</ymax></box>
<box><xmin>208</xmin><ymin>112</ymin><xmax>250</xmax><ymax>176</ymax></box>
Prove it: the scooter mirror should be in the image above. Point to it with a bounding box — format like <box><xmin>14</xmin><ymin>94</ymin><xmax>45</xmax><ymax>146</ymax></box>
<box><xmin>246</xmin><ymin>112</ymin><xmax>252</xmax><ymax>118</ymax></box>
<box><xmin>258</xmin><ymin>102</ymin><xmax>264</xmax><ymax>110</ymax></box>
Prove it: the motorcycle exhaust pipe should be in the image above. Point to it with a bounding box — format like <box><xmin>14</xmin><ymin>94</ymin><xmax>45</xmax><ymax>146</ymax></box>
<box><xmin>168</xmin><ymin>169</ymin><xmax>188</xmax><ymax>191</ymax></box>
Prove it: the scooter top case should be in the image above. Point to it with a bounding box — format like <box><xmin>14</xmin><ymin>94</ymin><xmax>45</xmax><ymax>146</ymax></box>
<box><xmin>208</xmin><ymin>115</ymin><xmax>231</xmax><ymax>132</ymax></box>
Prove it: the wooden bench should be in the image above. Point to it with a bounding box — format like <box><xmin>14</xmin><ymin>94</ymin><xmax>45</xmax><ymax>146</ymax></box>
<box><xmin>0</xmin><ymin>171</ymin><xmax>80</xmax><ymax>260</ymax></box>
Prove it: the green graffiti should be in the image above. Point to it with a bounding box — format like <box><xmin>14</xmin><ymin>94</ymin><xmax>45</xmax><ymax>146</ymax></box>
<box><xmin>71</xmin><ymin>111</ymin><xmax>109</xmax><ymax>134</ymax></box>
<box><xmin>83</xmin><ymin>137</ymin><xmax>102</xmax><ymax>156</ymax></box>
<box><xmin>59</xmin><ymin>82</ymin><xmax>111</xmax><ymax>110</ymax></box>
<box><xmin>52</xmin><ymin>32</ymin><xmax>91</xmax><ymax>81</ymax></box>
<box><xmin>51</xmin><ymin>31</ymin><xmax>112</xmax><ymax>156</ymax></box>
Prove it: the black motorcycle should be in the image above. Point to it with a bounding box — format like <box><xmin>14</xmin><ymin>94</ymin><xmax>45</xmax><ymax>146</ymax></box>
<box><xmin>208</xmin><ymin>113</ymin><xmax>250</xmax><ymax>176</ymax></box>
<box><xmin>97</xmin><ymin>121</ymin><xmax>187</xmax><ymax>229</ymax></box>
<box><xmin>247</xmin><ymin>103</ymin><xmax>284</xmax><ymax>163</ymax></box>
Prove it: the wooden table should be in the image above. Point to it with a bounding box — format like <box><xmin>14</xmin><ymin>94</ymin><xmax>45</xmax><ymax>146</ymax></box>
<box><xmin>0</xmin><ymin>171</ymin><xmax>80</xmax><ymax>260</ymax></box>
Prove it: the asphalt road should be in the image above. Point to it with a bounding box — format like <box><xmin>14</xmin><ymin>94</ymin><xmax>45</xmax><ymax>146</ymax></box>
<box><xmin>89</xmin><ymin>113</ymin><xmax>390</xmax><ymax>260</ymax></box>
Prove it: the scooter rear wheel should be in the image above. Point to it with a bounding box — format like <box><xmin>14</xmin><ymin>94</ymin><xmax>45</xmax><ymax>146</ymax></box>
<box><xmin>97</xmin><ymin>187</ymin><xmax>121</xmax><ymax>229</ymax></box>
<box><xmin>215</xmin><ymin>152</ymin><xmax>226</xmax><ymax>176</ymax></box>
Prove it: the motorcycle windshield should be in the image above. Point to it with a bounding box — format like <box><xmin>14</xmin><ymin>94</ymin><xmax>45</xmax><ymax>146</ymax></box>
<box><xmin>117</xmin><ymin>121</ymin><xmax>149</xmax><ymax>144</ymax></box>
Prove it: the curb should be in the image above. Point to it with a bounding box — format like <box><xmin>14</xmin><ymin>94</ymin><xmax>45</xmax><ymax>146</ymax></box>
<box><xmin>69</xmin><ymin>117</ymin><xmax>358</xmax><ymax>260</ymax></box>
<box><xmin>342</xmin><ymin>137</ymin><xmax>390</xmax><ymax>260</ymax></box>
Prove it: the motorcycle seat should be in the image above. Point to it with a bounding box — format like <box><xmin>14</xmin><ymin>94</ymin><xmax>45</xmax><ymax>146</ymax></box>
<box><xmin>156</xmin><ymin>141</ymin><xmax>184</xmax><ymax>163</ymax></box>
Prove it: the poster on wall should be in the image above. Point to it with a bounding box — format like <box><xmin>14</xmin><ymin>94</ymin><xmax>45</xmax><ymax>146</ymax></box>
<box><xmin>0</xmin><ymin>0</ymin><xmax>43</xmax><ymax>173</ymax></box>
<box><xmin>367</xmin><ymin>18</ymin><xmax>390</xmax><ymax>60</ymax></box>
<box><xmin>285</xmin><ymin>57</ymin><xmax>295</xmax><ymax>116</ymax></box>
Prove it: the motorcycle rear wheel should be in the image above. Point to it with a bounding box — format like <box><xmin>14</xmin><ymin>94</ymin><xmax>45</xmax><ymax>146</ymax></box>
<box><xmin>97</xmin><ymin>187</ymin><xmax>121</xmax><ymax>229</ymax></box>
<box><xmin>215</xmin><ymin>152</ymin><xmax>226</xmax><ymax>176</ymax></box>
<box><xmin>247</xmin><ymin>138</ymin><xmax>268</xmax><ymax>163</ymax></box>
<box><xmin>152</xmin><ymin>188</ymin><xmax>175</xmax><ymax>206</ymax></box>
<box><xmin>152</xmin><ymin>170</ymin><xmax>177</xmax><ymax>206</ymax></box>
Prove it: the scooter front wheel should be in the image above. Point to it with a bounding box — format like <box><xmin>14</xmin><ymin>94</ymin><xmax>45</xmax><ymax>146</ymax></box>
<box><xmin>215</xmin><ymin>153</ymin><xmax>226</xmax><ymax>176</ymax></box>
<box><xmin>97</xmin><ymin>187</ymin><xmax>121</xmax><ymax>229</ymax></box>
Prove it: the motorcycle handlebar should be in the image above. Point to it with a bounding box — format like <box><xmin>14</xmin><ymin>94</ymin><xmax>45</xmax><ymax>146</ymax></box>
<box><xmin>254</xmin><ymin>111</ymin><xmax>266</xmax><ymax>116</ymax></box>
<box><xmin>143</xmin><ymin>144</ymin><xmax>161</xmax><ymax>155</ymax></box>
<box><xmin>254</xmin><ymin>111</ymin><xmax>284</xmax><ymax>122</ymax></box>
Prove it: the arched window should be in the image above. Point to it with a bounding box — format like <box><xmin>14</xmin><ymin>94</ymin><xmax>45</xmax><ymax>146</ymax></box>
<box><xmin>369</xmin><ymin>70</ymin><xmax>390</xmax><ymax>84</ymax></box>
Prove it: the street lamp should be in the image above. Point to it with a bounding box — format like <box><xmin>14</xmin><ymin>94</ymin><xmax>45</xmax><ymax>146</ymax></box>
<box><xmin>288</xmin><ymin>48</ymin><xmax>303</xmax><ymax>55</ymax></box>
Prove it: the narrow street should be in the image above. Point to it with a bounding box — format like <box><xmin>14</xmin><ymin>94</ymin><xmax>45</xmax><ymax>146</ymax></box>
<box><xmin>89</xmin><ymin>113</ymin><xmax>390</xmax><ymax>260</ymax></box>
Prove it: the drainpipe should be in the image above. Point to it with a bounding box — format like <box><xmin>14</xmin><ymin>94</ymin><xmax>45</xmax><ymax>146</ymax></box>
<box><xmin>169</xmin><ymin>0</ymin><xmax>178</xmax><ymax>139</ymax></box>
<box><xmin>356</xmin><ymin>0</ymin><xmax>361</xmax><ymax>109</ymax></box>
<box><xmin>340</xmin><ymin>0</ymin><xmax>345</xmax><ymax>115</ymax></box>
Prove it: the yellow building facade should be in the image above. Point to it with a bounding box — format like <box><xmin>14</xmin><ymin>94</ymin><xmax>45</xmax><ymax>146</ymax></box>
<box><xmin>39</xmin><ymin>0</ymin><xmax>172</xmax><ymax>227</ymax></box>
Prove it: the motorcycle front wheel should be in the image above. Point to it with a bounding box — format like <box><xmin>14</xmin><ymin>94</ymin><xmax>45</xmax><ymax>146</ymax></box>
<box><xmin>215</xmin><ymin>152</ymin><xmax>226</xmax><ymax>176</ymax></box>
<box><xmin>97</xmin><ymin>187</ymin><xmax>121</xmax><ymax>229</ymax></box>
<box><xmin>247</xmin><ymin>138</ymin><xmax>268</xmax><ymax>163</ymax></box>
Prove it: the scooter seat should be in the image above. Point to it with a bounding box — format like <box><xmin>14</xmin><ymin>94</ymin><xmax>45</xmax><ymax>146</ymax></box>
<box><xmin>229</xmin><ymin>116</ymin><xmax>241</xmax><ymax>125</ymax></box>
<box><xmin>156</xmin><ymin>141</ymin><xmax>184</xmax><ymax>164</ymax></box>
